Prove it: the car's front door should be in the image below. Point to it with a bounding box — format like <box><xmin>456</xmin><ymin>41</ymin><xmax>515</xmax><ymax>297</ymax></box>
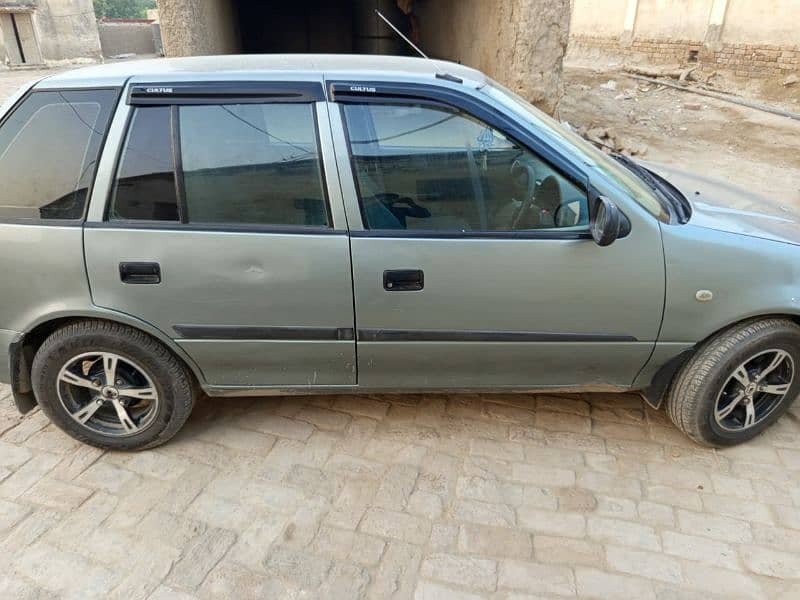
<box><xmin>329</xmin><ymin>83</ymin><xmax>665</xmax><ymax>390</ymax></box>
<box><xmin>85</xmin><ymin>82</ymin><xmax>356</xmax><ymax>389</ymax></box>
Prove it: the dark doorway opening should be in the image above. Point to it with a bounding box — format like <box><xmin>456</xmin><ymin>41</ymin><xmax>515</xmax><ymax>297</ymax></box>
<box><xmin>233</xmin><ymin>0</ymin><xmax>413</xmax><ymax>55</ymax></box>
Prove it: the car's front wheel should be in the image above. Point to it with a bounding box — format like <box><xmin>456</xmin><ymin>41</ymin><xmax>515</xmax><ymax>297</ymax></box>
<box><xmin>666</xmin><ymin>318</ymin><xmax>800</xmax><ymax>446</ymax></box>
<box><xmin>31</xmin><ymin>320</ymin><xmax>196</xmax><ymax>450</ymax></box>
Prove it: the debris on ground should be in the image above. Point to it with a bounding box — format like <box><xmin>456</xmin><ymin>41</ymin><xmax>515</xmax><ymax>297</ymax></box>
<box><xmin>599</xmin><ymin>79</ymin><xmax>618</xmax><ymax>91</ymax></box>
<box><xmin>624</xmin><ymin>64</ymin><xmax>698</xmax><ymax>82</ymax></box>
<box><xmin>559</xmin><ymin>66</ymin><xmax>800</xmax><ymax>206</ymax></box>
<box><xmin>111</xmin><ymin>53</ymin><xmax>137</xmax><ymax>60</ymax></box>
<box><xmin>785</xmin><ymin>74</ymin><xmax>799</xmax><ymax>87</ymax></box>
<box><xmin>683</xmin><ymin>102</ymin><xmax>703</xmax><ymax>111</ymax></box>
<box><xmin>580</xmin><ymin>126</ymin><xmax>648</xmax><ymax>157</ymax></box>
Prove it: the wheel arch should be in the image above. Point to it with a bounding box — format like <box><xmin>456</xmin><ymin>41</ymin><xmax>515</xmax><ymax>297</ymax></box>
<box><xmin>10</xmin><ymin>309</ymin><xmax>206</xmax><ymax>414</ymax></box>
<box><xmin>640</xmin><ymin>312</ymin><xmax>800</xmax><ymax>410</ymax></box>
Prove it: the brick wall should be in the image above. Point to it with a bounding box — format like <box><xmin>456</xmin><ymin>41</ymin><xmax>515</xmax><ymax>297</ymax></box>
<box><xmin>570</xmin><ymin>35</ymin><xmax>799</xmax><ymax>78</ymax></box>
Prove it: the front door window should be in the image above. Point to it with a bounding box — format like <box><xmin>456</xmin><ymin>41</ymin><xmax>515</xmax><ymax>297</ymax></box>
<box><xmin>341</xmin><ymin>102</ymin><xmax>588</xmax><ymax>232</ymax></box>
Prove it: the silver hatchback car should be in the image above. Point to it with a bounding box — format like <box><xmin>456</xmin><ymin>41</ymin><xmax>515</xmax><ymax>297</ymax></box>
<box><xmin>2</xmin><ymin>55</ymin><xmax>799</xmax><ymax>450</ymax></box>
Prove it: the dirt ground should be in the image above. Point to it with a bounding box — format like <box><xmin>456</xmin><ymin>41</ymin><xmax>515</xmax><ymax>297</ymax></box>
<box><xmin>559</xmin><ymin>66</ymin><xmax>800</xmax><ymax>211</ymax></box>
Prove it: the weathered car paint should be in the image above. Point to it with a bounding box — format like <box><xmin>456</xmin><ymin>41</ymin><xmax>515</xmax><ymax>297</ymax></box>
<box><xmin>2</xmin><ymin>55</ymin><xmax>800</xmax><ymax>408</ymax></box>
<box><xmin>648</xmin><ymin>162</ymin><xmax>800</xmax><ymax>246</ymax></box>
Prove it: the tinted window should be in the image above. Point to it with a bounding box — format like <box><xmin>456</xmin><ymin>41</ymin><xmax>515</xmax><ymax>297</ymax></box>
<box><xmin>110</xmin><ymin>106</ymin><xmax>179</xmax><ymax>221</ymax></box>
<box><xmin>179</xmin><ymin>104</ymin><xmax>328</xmax><ymax>226</ymax></box>
<box><xmin>0</xmin><ymin>90</ymin><xmax>117</xmax><ymax>220</ymax></box>
<box><xmin>110</xmin><ymin>103</ymin><xmax>328</xmax><ymax>227</ymax></box>
<box><xmin>342</xmin><ymin>103</ymin><xmax>588</xmax><ymax>232</ymax></box>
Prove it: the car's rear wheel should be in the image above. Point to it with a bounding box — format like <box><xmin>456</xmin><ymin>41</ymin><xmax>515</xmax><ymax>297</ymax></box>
<box><xmin>31</xmin><ymin>320</ymin><xmax>196</xmax><ymax>450</ymax></box>
<box><xmin>666</xmin><ymin>318</ymin><xmax>800</xmax><ymax>446</ymax></box>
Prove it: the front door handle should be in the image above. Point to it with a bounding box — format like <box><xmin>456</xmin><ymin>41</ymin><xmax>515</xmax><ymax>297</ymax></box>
<box><xmin>119</xmin><ymin>262</ymin><xmax>161</xmax><ymax>284</ymax></box>
<box><xmin>384</xmin><ymin>269</ymin><xmax>424</xmax><ymax>291</ymax></box>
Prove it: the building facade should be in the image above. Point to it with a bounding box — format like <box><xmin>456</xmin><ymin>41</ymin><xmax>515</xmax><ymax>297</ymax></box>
<box><xmin>0</xmin><ymin>0</ymin><xmax>101</xmax><ymax>68</ymax></box>
<box><xmin>570</xmin><ymin>0</ymin><xmax>799</xmax><ymax>79</ymax></box>
<box><xmin>154</xmin><ymin>0</ymin><xmax>571</xmax><ymax>115</ymax></box>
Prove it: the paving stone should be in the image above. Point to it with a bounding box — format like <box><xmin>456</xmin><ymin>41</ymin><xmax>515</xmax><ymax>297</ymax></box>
<box><xmin>20</xmin><ymin>477</ymin><xmax>92</xmax><ymax>510</ymax></box>
<box><xmin>681</xmin><ymin>562</ymin><xmax>765</xmax><ymax>599</ymax></box>
<box><xmin>374</xmin><ymin>464</ymin><xmax>419</xmax><ymax>510</ymax></box>
<box><xmin>420</xmin><ymin>553</ymin><xmax>497</xmax><ymax>592</ymax></box>
<box><xmin>228</xmin><ymin>511</ymin><xmax>288</xmax><ymax>570</ymax></box>
<box><xmin>451</xmin><ymin>498</ymin><xmax>516</xmax><ymax>528</ymax></box>
<box><xmin>741</xmin><ymin>545</ymin><xmax>800</xmax><ymax>579</ymax></box>
<box><xmin>429</xmin><ymin>522</ymin><xmax>459</xmax><ymax>552</ymax></box>
<box><xmin>534</xmin><ymin>535</ymin><xmax>604</xmax><ymax>567</ymax></box>
<box><xmin>469</xmin><ymin>438</ymin><xmax>524</xmax><ymax>462</ymax></box>
<box><xmin>535</xmin><ymin>410</ymin><xmax>591</xmax><ymax>433</ymax></box>
<box><xmin>75</xmin><ymin>460</ymin><xmax>137</xmax><ymax>494</ymax></box>
<box><xmin>149</xmin><ymin>585</ymin><xmax>199</xmax><ymax>600</ymax></box>
<box><xmin>369</xmin><ymin>541</ymin><xmax>422</xmax><ymax>599</ymax></box>
<box><xmin>0</xmin><ymin>453</ymin><xmax>60</xmax><ymax>499</ymax></box>
<box><xmin>511</xmin><ymin>463</ymin><xmax>576</xmax><ymax>487</ymax></box>
<box><xmin>360</xmin><ymin>507</ymin><xmax>431</xmax><ymax>545</ymax></box>
<box><xmin>606</xmin><ymin>545</ymin><xmax>683</xmax><ymax>583</ymax></box>
<box><xmin>318</xmin><ymin>562</ymin><xmax>371</xmax><ymax>599</ymax></box>
<box><xmin>457</xmin><ymin>523</ymin><xmax>532</xmax><ymax>559</ymax></box>
<box><xmin>326</xmin><ymin>478</ymin><xmax>378</xmax><ymax>530</ymax></box>
<box><xmin>700</xmin><ymin>493</ymin><xmax>774</xmax><ymax>524</ymax></box>
<box><xmin>167</xmin><ymin>528</ymin><xmax>237</xmax><ymax>590</ymax></box>
<box><xmin>456</xmin><ymin>475</ymin><xmax>523</xmax><ymax>506</ymax></box>
<box><xmin>407</xmin><ymin>489</ymin><xmax>443</xmax><ymax>519</ymax></box>
<box><xmin>517</xmin><ymin>506</ymin><xmax>586</xmax><ymax>538</ymax></box>
<box><xmin>333</xmin><ymin>396</ymin><xmax>390</xmax><ymax>420</ymax></box>
<box><xmin>413</xmin><ymin>580</ymin><xmax>483</xmax><ymax>600</ymax></box>
<box><xmin>637</xmin><ymin>500</ymin><xmax>675</xmax><ymax>527</ymax></box>
<box><xmin>587</xmin><ymin>517</ymin><xmax>661</xmax><ymax>551</ymax></box>
<box><xmin>240</xmin><ymin>413</ymin><xmax>314</xmax><ymax>441</ymax></box>
<box><xmin>577</xmin><ymin>471</ymin><xmax>642</xmax><ymax>499</ymax></box>
<box><xmin>575</xmin><ymin>567</ymin><xmax>656</xmax><ymax>600</ymax></box>
<box><xmin>0</xmin><ymin>498</ymin><xmax>30</xmax><ymax>536</ymax></box>
<box><xmin>0</xmin><ymin>439</ymin><xmax>32</xmax><ymax>468</ymax></box>
<box><xmin>199</xmin><ymin>561</ymin><xmax>289</xmax><ymax>598</ymax></box>
<box><xmin>498</xmin><ymin>560</ymin><xmax>576</xmax><ymax>596</ymax></box>
<box><xmin>13</xmin><ymin>542</ymin><xmax>117</xmax><ymax>598</ymax></box>
<box><xmin>677</xmin><ymin>509</ymin><xmax>753</xmax><ymax>543</ymax></box>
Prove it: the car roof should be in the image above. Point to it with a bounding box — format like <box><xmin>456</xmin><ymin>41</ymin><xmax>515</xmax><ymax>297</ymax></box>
<box><xmin>35</xmin><ymin>54</ymin><xmax>487</xmax><ymax>90</ymax></box>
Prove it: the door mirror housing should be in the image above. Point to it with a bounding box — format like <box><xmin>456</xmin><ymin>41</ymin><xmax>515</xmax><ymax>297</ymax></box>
<box><xmin>590</xmin><ymin>196</ymin><xmax>624</xmax><ymax>246</ymax></box>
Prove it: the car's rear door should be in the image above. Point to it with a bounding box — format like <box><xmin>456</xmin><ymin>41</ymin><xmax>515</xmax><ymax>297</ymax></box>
<box><xmin>85</xmin><ymin>81</ymin><xmax>356</xmax><ymax>390</ymax></box>
<box><xmin>329</xmin><ymin>82</ymin><xmax>665</xmax><ymax>390</ymax></box>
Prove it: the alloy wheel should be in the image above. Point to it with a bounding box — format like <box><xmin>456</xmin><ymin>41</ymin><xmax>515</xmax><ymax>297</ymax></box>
<box><xmin>714</xmin><ymin>349</ymin><xmax>794</xmax><ymax>432</ymax></box>
<box><xmin>56</xmin><ymin>352</ymin><xmax>160</xmax><ymax>437</ymax></box>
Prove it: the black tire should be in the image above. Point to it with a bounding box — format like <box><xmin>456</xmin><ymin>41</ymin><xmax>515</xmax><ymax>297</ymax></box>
<box><xmin>31</xmin><ymin>320</ymin><xmax>196</xmax><ymax>451</ymax></box>
<box><xmin>666</xmin><ymin>318</ymin><xmax>800</xmax><ymax>447</ymax></box>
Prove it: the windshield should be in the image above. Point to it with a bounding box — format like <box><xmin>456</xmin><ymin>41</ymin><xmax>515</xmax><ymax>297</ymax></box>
<box><xmin>484</xmin><ymin>80</ymin><xmax>669</xmax><ymax>222</ymax></box>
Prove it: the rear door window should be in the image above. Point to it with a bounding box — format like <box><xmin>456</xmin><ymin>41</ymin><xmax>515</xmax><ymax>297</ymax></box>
<box><xmin>0</xmin><ymin>89</ymin><xmax>118</xmax><ymax>220</ymax></box>
<box><xmin>110</xmin><ymin>102</ymin><xmax>329</xmax><ymax>227</ymax></box>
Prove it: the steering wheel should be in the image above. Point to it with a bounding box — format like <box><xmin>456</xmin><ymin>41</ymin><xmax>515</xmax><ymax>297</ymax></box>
<box><xmin>511</xmin><ymin>175</ymin><xmax>562</xmax><ymax>230</ymax></box>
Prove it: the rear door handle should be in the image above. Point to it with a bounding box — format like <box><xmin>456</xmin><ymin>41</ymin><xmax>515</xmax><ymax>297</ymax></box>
<box><xmin>384</xmin><ymin>269</ymin><xmax>424</xmax><ymax>291</ymax></box>
<box><xmin>119</xmin><ymin>262</ymin><xmax>161</xmax><ymax>284</ymax></box>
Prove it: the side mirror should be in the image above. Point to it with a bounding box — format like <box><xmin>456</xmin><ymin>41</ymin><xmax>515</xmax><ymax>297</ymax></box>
<box><xmin>590</xmin><ymin>196</ymin><xmax>622</xmax><ymax>247</ymax></box>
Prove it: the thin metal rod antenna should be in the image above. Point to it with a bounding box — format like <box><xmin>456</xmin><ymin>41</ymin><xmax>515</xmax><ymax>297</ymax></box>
<box><xmin>375</xmin><ymin>9</ymin><xmax>429</xmax><ymax>59</ymax></box>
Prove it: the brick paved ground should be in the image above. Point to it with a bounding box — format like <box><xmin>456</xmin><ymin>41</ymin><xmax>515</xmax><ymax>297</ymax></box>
<box><xmin>2</xmin><ymin>383</ymin><xmax>800</xmax><ymax>599</ymax></box>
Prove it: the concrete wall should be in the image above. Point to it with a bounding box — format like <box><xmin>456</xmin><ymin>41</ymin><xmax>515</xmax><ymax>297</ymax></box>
<box><xmin>723</xmin><ymin>0</ymin><xmax>798</xmax><ymax>44</ymax></box>
<box><xmin>34</xmin><ymin>0</ymin><xmax>102</xmax><ymax>62</ymax></box>
<box><xmin>634</xmin><ymin>0</ymin><xmax>714</xmax><ymax>41</ymax></box>
<box><xmin>571</xmin><ymin>0</ymin><xmax>628</xmax><ymax>37</ymax></box>
<box><xmin>416</xmin><ymin>0</ymin><xmax>572</xmax><ymax>114</ymax></box>
<box><xmin>159</xmin><ymin>0</ymin><xmax>239</xmax><ymax>56</ymax></box>
<box><xmin>98</xmin><ymin>22</ymin><xmax>156</xmax><ymax>57</ymax></box>
<box><xmin>568</xmin><ymin>0</ymin><xmax>799</xmax><ymax>79</ymax></box>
